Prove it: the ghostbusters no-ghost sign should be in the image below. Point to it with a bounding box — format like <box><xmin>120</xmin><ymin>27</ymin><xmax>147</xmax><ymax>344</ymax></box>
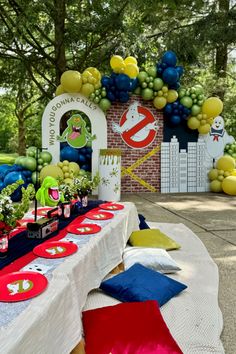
<box><xmin>112</xmin><ymin>101</ymin><xmax>158</xmax><ymax>149</ymax></box>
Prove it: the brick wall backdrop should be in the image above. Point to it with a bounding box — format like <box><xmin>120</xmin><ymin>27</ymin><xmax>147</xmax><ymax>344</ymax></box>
<box><xmin>106</xmin><ymin>95</ymin><xmax>163</xmax><ymax>193</ymax></box>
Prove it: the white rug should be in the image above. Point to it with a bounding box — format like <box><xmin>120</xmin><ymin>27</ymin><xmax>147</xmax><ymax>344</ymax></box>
<box><xmin>83</xmin><ymin>222</ymin><xmax>224</xmax><ymax>354</ymax></box>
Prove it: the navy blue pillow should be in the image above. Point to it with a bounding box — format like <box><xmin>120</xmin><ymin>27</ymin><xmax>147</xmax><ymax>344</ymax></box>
<box><xmin>138</xmin><ymin>214</ymin><xmax>150</xmax><ymax>229</ymax></box>
<box><xmin>100</xmin><ymin>263</ymin><xmax>187</xmax><ymax>307</ymax></box>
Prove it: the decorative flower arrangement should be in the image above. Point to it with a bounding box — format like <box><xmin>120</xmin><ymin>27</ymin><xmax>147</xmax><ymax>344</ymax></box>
<box><xmin>58</xmin><ymin>172</ymin><xmax>100</xmax><ymax>201</ymax></box>
<box><xmin>0</xmin><ymin>180</ymin><xmax>35</xmax><ymax>234</ymax></box>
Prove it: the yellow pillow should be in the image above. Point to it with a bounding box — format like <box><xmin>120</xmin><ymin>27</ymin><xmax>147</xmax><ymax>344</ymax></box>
<box><xmin>129</xmin><ymin>229</ymin><xmax>180</xmax><ymax>250</ymax></box>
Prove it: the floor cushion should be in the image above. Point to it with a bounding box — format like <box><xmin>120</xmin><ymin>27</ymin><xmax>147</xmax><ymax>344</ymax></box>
<box><xmin>129</xmin><ymin>229</ymin><xmax>181</xmax><ymax>250</ymax></box>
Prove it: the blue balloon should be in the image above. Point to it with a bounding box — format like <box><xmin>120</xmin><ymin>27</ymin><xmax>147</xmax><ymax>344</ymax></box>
<box><xmin>162</xmin><ymin>67</ymin><xmax>179</xmax><ymax>85</ymax></box>
<box><xmin>173</xmin><ymin>101</ymin><xmax>179</xmax><ymax>108</ymax></box>
<box><xmin>164</xmin><ymin>103</ymin><xmax>173</xmax><ymax>115</ymax></box>
<box><xmin>60</xmin><ymin>146</ymin><xmax>79</xmax><ymax>162</ymax></box>
<box><xmin>4</xmin><ymin>171</ymin><xmax>27</xmax><ymax>186</ymax></box>
<box><xmin>130</xmin><ymin>78</ymin><xmax>139</xmax><ymax>91</ymax></box>
<box><xmin>173</xmin><ymin>109</ymin><xmax>179</xmax><ymax>114</ymax></box>
<box><xmin>78</xmin><ymin>154</ymin><xmax>86</xmax><ymax>164</ymax></box>
<box><xmin>161</xmin><ymin>62</ymin><xmax>168</xmax><ymax>69</ymax></box>
<box><xmin>86</xmin><ymin>147</ymin><xmax>92</xmax><ymax>154</ymax></box>
<box><xmin>101</xmin><ymin>76</ymin><xmax>111</xmax><ymax>88</ymax></box>
<box><xmin>80</xmin><ymin>164</ymin><xmax>90</xmax><ymax>172</ymax></box>
<box><xmin>162</xmin><ymin>51</ymin><xmax>177</xmax><ymax>67</ymax></box>
<box><xmin>119</xmin><ymin>91</ymin><xmax>130</xmax><ymax>103</ymax></box>
<box><xmin>115</xmin><ymin>74</ymin><xmax>130</xmax><ymax>91</ymax></box>
<box><xmin>0</xmin><ymin>182</ymin><xmax>6</xmax><ymax>191</ymax></box>
<box><xmin>170</xmin><ymin>115</ymin><xmax>181</xmax><ymax>125</ymax></box>
<box><xmin>106</xmin><ymin>91</ymin><xmax>116</xmax><ymax>102</ymax></box>
<box><xmin>176</xmin><ymin>66</ymin><xmax>184</xmax><ymax>76</ymax></box>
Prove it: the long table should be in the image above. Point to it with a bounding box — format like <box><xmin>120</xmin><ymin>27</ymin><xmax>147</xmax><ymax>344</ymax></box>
<box><xmin>0</xmin><ymin>202</ymin><xmax>139</xmax><ymax>354</ymax></box>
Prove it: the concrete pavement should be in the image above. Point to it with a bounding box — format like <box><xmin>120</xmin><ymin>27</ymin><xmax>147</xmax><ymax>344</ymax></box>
<box><xmin>121</xmin><ymin>192</ymin><xmax>236</xmax><ymax>354</ymax></box>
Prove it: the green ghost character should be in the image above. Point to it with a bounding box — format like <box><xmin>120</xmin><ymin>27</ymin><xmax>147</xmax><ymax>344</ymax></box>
<box><xmin>57</xmin><ymin>114</ymin><xmax>96</xmax><ymax>148</ymax></box>
<box><xmin>36</xmin><ymin>176</ymin><xmax>64</xmax><ymax>207</ymax></box>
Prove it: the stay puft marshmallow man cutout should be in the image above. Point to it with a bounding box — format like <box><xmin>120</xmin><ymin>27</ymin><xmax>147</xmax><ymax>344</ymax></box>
<box><xmin>203</xmin><ymin>116</ymin><xmax>234</xmax><ymax>160</ymax></box>
<box><xmin>112</xmin><ymin>101</ymin><xmax>158</xmax><ymax>142</ymax></box>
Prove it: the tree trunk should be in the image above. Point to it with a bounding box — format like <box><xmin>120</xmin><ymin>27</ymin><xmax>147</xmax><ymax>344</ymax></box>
<box><xmin>17</xmin><ymin>111</ymin><xmax>26</xmax><ymax>155</ymax></box>
<box><xmin>54</xmin><ymin>0</ymin><xmax>66</xmax><ymax>85</ymax></box>
<box><xmin>214</xmin><ymin>0</ymin><xmax>229</xmax><ymax>99</ymax></box>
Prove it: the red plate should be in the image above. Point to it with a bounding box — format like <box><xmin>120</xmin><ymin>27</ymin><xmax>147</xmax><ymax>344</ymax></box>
<box><xmin>0</xmin><ymin>271</ymin><xmax>48</xmax><ymax>302</ymax></box>
<box><xmin>67</xmin><ymin>223</ymin><xmax>101</xmax><ymax>235</ymax></box>
<box><xmin>33</xmin><ymin>241</ymin><xmax>78</xmax><ymax>258</ymax></box>
<box><xmin>32</xmin><ymin>207</ymin><xmax>53</xmax><ymax>217</ymax></box>
<box><xmin>85</xmin><ymin>211</ymin><xmax>114</xmax><ymax>221</ymax></box>
<box><xmin>99</xmin><ymin>203</ymin><xmax>124</xmax><ymax>211</ymax></box>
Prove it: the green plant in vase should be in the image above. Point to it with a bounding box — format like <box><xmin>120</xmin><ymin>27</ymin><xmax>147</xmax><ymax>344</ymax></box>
<box><xmin>73</xmin><ymin>172</ymin><xmax>100</xmax><ymax>207</ymax></box>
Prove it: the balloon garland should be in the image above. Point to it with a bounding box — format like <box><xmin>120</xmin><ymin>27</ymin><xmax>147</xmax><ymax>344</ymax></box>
<box><xmin>56</xmin><ymin>51</ymin><xmax>224</xmax><ymax>135</ymax></box>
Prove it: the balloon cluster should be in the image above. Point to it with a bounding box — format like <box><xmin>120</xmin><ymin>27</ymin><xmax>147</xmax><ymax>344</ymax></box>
<box><xmin>110</xmin><ymin>55</ymin><xmax>139</xmax><ymax>78</ymax></box>
<box><xmin>187</xmin><ymin>94</ymin><xmax>223</xmax><ymax>134</ymax></box>
<box><xmin>56</xmin><ymin>67</ymin><xmax>102</xmax><ymax>98</ymax></box>
<box><xmin>163</xmin><ymin>101</ymin><xmax>191</xmax><ymax>125</ymax></box>
<box><xmin>208</xmin><ymin>155</ymin><xmax>236</xmax><ymax>195</ymax></box>
<box><xmin>136</xmin><ymin>67</ymin><xmax>179</xmax><ymax>110</ymax></box>
<box><xmin>101</xmin><ymin>72</ymin><xmax>134</xmax><ymax>104</ymax></box>
<box><xmin>225</xmin><ymin>142</ymin><xmax>236</xmax><ymax>160</ymax></box>
<box><xmin>60</xmin><ymin>144</ymin><xmax>92</xmax><ymax>173</ymax></box>
<box><xmin>14</xmin><ymin>146</ymin><xmax>52</xmax><ymax>185</ymax></box>
<box><xmin>156</xmin><ymin>51</ymin><xmax>184</xmax><ymax>89</ymax></box>
<box><xmin>39</xmin><ymin>160</ymin><xmax>79</xmax><ymax>185</ymax></box>
<box><xmin>89</xmin><ymin>87</ymin><xmax>111</xmax><ymax>112</ymax></box>
<box><xmin>0</xmin><ymin>164</ymin><xmax>32</xmax><ymax>202</ymax></box>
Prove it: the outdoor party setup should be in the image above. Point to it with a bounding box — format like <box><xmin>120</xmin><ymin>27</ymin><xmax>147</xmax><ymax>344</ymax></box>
<box><xmin>0</xmin><ymin>50</ymin><xmax>230</xmax><ymax>353</ymax></box>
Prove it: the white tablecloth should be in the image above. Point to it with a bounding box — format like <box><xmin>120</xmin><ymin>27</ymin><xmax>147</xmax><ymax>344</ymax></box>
<box><xmin>0</xmin><ymin>202</ymin><xmax>139</xmax><ymax>354</ymax></box>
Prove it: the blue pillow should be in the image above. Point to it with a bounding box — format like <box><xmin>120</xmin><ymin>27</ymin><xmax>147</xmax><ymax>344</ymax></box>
<box><xmin>138</xmin><ymin>214</ymin><xmax>150</xmax><ymax>230</ymax></box>
<box><xmin>100</xmin><ymin>263</ymin><xmax>187</xmax><ymax>307</ymax></box>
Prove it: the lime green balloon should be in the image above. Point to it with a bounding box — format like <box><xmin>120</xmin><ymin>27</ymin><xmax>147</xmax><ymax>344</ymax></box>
<box><xmin>191</xmin><ymin>104</ymin><xmax>201</xmax><ymax>116</ymax></box>
<box><xmin>141</xmin><ymin>88</ymin><xmax>153</xmax><ymax>100</ymax></box>
<box><xmin>210</xmin><ymin>180</ymin><xmax>222</xmax><ymax>193</ymax></box>
<box><xmin>99</xmin><ymin>98</ymin><xmax>111</xmax><ymax>111</ymax></box>
<box><xmin>134</xmin><ymin>87</ymin><xmax>141</xmax><ymax>95</ymax></box>
<box><xmin>153</xmin><ymin>78</ymin><xmax>164</xmax><ymax>91</ymax></box>
<box><xmin>146</xmin><ymin>66</ymin><xmax>157</xmax><ymax>78</ymax></box>
<box><xmin>39</xmin><ymin>164</ymin><xmax>64</xmax><ymax>182</ymax></box>
<box><xmin>178</xmin><ymin>89</ymin><xmax>186</xmax><ymax>98</ymax></box>
<box><xmin>138</xmin><ymin>71</ymin><xmax>148</xmax><ymax>83</ymax></box>
<box><xmin>22</xmin><ymin>157</ymin><xmax>37</xmax><ymax>171</ymax></box>
<box><xmin>194</xmin><ymin>85</ymin><xmax>204</xmax><ymax>96</ymax></box>
<box><xmin>40</xmin><ymin>151</ymin><xmax>52</xmax><ymax>164</ymax></box>
<box><xmin>180</xmin><ymin>96</ymin><xmax>193</xmax><ymax>108</ymax></box>
<box><xmin>15</xmin><ymin>156</ymin><xmax>26</xmax><ymax>166</ymax></box>
<box><xmin>31</xmin><ymin>171</ymin><xmax>40</xmax><ymax>185</ymax></box>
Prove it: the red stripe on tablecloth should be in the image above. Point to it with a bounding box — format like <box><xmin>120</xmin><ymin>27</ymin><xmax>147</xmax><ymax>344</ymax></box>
<box><xmin>0</xmin><ymin>214</ymin><xmax>87</xmax><ymax>276</ymax></box>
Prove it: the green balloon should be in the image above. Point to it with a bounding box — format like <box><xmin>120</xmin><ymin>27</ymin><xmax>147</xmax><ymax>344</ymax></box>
<box><xmin>141</xmin><ymin>82</ymin><xmax>147</xmax><ymax>88</ymax></box>
<box><xmin>141</xmin><ymin>88</ymin><xmax>153</xmax><ymax>100</ymax></box>
<box><xmin>146</xmin><ymin>66</ymin><xmax>157</xmax><ymax>78</ymax></box>
<box><xmin>134</xmin><ymin>87</ymin><xmax>141</xmax><ymax>95</ymax></box>
<box><xmin>180</xmin><ymin>96</ymin><xmax>193</xmax><ymax>108</ymax></box>
<box><xmin>191</xmin><ymin>104</ymin><xmax>201</xmax><ymax>116</ymax></box>
<box><xmin>15</xmin><ymin>156</ymin><xmax>26</xmax><ymax>166</ymax></box>
<box><xmin>138</xmin><ymin>71</ymin><xmax>148</xmax><ymax>83</ymax></box>
<box><xmin>26</xmin><ymin>146</ymin><xmax>37</xmax><ymax>157</ymax></box>
<box><xmin>194</xmin><ymin>85</ymin><xmax>204</xmax><ymax>95</ymax></box>
<box><xmin>153</xmin><ymin>78</ymin><xmax>164</xmax><ymax>91</ymax></box>
<box><xmin>94</xmin><ymin>97</ymin><xmax>100</xmax><ymax>104</ymax></box>
<box><xmin>148</xmin><ymin>82</ymin><xmax>154</xmax><ymax>88</ymax></box>
<box><xmin>99</xmin><ymin>98</ymin><xmax>111</xmax><ymax>111</ymax></box>
<box><xmin>31</xmin><ymin>171</ymin><xmax>40</xmax><ymax>185</ymax></box>
<box><xmin>40</xmin><ymin>151</ymin><xmax>52</xmax><ymax>163</ymax></box>
<box><xmin>198</xmin><ymin>100</ymin><xmax>204</xmax><ymax>106</ymax></box>
<box><xmin>22</xmin><ymin>157</ymin><xmax>37</xmax><ymax>171</ymax></box>
<box><xmin>178</xmin><ymin>89</ymin><xmax>186</xmax><ymax>98</ymax></box>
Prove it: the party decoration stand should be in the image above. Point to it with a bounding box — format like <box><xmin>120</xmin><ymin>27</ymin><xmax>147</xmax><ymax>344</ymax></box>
<box><xmin>98</xmin><ymin>149</ymin><xmax>121</xmax><ymax>201</ymax></box>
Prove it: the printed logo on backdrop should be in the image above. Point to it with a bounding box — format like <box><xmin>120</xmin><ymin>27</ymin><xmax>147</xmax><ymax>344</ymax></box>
<box><xmin>112</xmin><ymin>101</ymin><xmax>159</xmax><ymax>149</ymax></box>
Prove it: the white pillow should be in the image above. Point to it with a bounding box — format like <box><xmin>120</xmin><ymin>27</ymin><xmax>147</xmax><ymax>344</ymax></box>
<box><xmin>123</xmin><ymin>246</ymin><xmax>181</xmax><ymax>273</ymax></box>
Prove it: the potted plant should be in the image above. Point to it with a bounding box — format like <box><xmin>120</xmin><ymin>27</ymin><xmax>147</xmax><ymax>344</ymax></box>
<box><xmin>0</xmin><ymin>180</ymin><xmax>35</xmax><ymax>258</ymax></box>
<box><xmin>72</xmin><ymin>172</ymin><xmax>100</xmax><ymax>207</ymax></box>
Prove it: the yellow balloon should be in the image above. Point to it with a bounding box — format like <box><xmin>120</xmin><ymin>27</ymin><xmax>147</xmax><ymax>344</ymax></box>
<box><xmin>210</xmin><ymin>180</ymin><xmax>222</xmax><ymax>193</ymax></box>
<box><xmin>216</xmin><ymin>155</ymin><xmax>235</xmax><ymax>172</ymax></box>
<box><xmin>60</xmin><ymin>70</ymin><xmax>82</xmax><ymax>93</ymax></box>
<box><xmin>187</xmin><ymin>117</ymin><xmax>200</xmax><ymax>130</ymax></box>
<box><xmin>85</xmin><ymin>67</ymin><xmax>101</xmax><ymax>81</ymax></box>
<box><xmin>55</xmin><ymin>84</ymin><xmax>65</xmax><ymax>96</ymax></box>
<box><xmin>124</xmin><ymin>63</ymin><xmax>139</xmax><ymax>78</ymax></box>
<box><xmin>82</xmin><ymin>71</ymin><xmax>92</xmax><ymax>84</ymax></box>
<box><xmin>198</xmin><ymin>123</ymin><xmax>210</xmax><ymax>134</ymax></box>
<box><xmin>80</xmin><ymin>83</ymin><xmax>94</xmax><ymax>97</ymax></box>
<box><xmin>153</xmin><ymin>96</ymin><xmax>167</xmax><ymax>110</ymax></box>
<box><xmin>40</xmin><ymin>165</ymin><xmax>64</xmax><ymax>182</ymax></box>
<box><xmin>222</xmin><ymin>176</ymin><xmax>236</xmax><ymax>195</ymax></box>
<box><xmin>166</xmin><ymin>89</ymin><xmax>178</xmax><ymax>103</ymax></box>
<box><xmin>231</xmin><ymin>169</ymin><xmax>236</xmax><ymax>176</ymax></box>
<box><xmin>124</xmin><ymin>56</ymin><xmax>137</xmax><ymax>65</ymax></box>
<box><xmin>110</xmin><ymin>55</ymin><xmax>124</xmax><ymax>70</ymax></box>
<box><xmin>202</xmin><ymin>97</ymin><xmax>223</xmax><ymax>118</ymax></box>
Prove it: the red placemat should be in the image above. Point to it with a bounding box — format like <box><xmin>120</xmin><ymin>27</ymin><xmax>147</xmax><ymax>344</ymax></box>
<box><xmin>67</xmin><ymin>223</ymin><xmax>101</xmax><ymax>235</ymax></box>
<box><xmin>33</xmin><ymin>241</ymin><xmax>78</xmax><ymax>258</ymax></box>
<box><xmin>99</xmin><ymin>203</ymin><xmax>124</xmax><ymax>211</ymax></box>
<box><xmin>85</xmin><ymin>211</ymin><xmax>114</xmax><ymax>220</ymax></box>
<box><xmin>0</xmin><ymin>271</ymin><xmax>48</xmax><ymax>302</ymax></box>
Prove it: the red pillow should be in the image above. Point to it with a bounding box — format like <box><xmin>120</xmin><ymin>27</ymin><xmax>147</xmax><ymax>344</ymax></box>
<box><xmin>82</xmin><ymin>300</ymin><xmax>182</xmax><ymax>354</ymax></box>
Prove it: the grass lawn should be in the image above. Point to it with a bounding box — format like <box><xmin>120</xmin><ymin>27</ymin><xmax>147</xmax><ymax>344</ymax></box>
<box><xmin>0</xmin><ymin>152</ymin><xmax>18</xmax><ymax>165</ymax></box>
